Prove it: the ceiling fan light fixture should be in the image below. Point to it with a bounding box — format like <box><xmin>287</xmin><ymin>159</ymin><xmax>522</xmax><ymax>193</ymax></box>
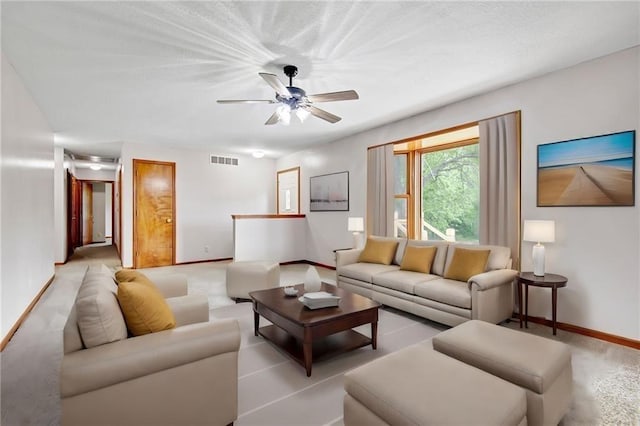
<box><xmin>277</xmin><ymin>104</ymin><xmax>291</xmax><ymax>125</ymax></box>
<box><xmin>295</xmin><ymin>107</ymin><xmax>310</xmax><ymax>123</ymax></box>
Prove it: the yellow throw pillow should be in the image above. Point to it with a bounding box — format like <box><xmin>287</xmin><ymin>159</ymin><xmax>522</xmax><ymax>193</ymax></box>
<box><xmin>444</xmin><ymin>248</ymin><xmax>491</xmax><ymax>282</ymax></box>
<box><xmin>115</xmin><ymin>269</ymin><xmax>155</xmax><ymax>288</ymax></box>
<box><xmin>400</xmin><ymin>245</ymin><xmax>437</xmax><ymax>274</ymax></box>
<box><xmin>358</xmin><ymin>238</ymin><xmax>399</xmax><ymax>265</ymax></box>
<box><xmin>117</xmin><ymin>280</ymin><xmax>176</xmax><ymax>336</ymax></box>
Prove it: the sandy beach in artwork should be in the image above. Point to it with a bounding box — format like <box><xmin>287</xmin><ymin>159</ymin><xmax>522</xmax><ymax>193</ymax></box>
<box><xmin>538</xmin><ymin>164</ymin><xmax>633</xmax><ymax>206</ymax></box>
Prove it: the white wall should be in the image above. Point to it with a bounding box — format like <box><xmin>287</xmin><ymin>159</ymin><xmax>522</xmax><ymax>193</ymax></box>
<box><xmin>120</xmin><ymin>143</ymin><xmax>276</xmax><ymax>267</ymax></box>
<box><xmin>278</xmin><ymin>47</ymin><xmax>640</xmax><ymax>340</ymax></box>
<box><xmin>1</xmin><ymin>54</ymin><xmax>55</xmax><ymax>338</ymax></box>
<box><xmin>53</xmin><ymin>146</ymin><xmax>67</xmax><ymax>263</ymax></box>
<box><xmin>92</xmin><ymin>182</ymin><xmax>106</xmax><ymax>242</ymax></box>
<box><xmin>73</xmin><ymin>168</ymin><xmax>115</xmax><ymax>181</ymax></box>
<box><xmin>105</xmin><ymin>182</ymin><xmax>112</xmax><ymax>237</ymax></box>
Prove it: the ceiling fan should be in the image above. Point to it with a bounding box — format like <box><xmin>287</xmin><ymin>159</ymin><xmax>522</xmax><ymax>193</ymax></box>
<box><xmin>217</xmin><ymin>65</ymin><xmax>359</xmax><ymax>125</ymax></box>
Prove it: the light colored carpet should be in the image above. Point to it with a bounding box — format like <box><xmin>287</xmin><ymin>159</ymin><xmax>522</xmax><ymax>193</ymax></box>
<box><xmin>1</xmin><ymin>244</ymin><xmax>639</xmax><ymax>425</ymax></box>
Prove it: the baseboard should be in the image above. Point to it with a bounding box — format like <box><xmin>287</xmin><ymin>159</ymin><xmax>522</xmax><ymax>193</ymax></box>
<box><xmin>280</xmin><ymin>259</ymin><xmax>336</xmax><ymax>270</ymax></box>
<box><xmin>511</xmin><ymin>313</ymin><xmax>640</xmax><ymax>350</ymax></box>
<box><xmin>1</xmin><ymin>274</ymin><xmax>55</xmax><ymax>351</ymax></box>
<box><xmin>54</xmin><ymin>262</ymin><xmax>66</xmax><ymax>266</ymax></box>
<box><xmin>175</xmin><ymin>257</ymin><xmax>232</xmax><ymax>266</ymax></box>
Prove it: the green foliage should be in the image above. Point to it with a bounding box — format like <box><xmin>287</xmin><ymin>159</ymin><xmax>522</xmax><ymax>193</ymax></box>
<box><xmin>422</xmin><ymin>145</ymin><xmax>479</xmax><ymax>242</ymax></box>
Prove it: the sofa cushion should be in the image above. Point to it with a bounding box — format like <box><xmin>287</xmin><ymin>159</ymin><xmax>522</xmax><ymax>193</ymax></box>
<box><xmin>444</xmin><ymin>247</ymin><xmax>490</xmax><ymax>281</ymax></box>
<box><xmin>117</xmin><ymin>280</ymin><xmax>176</xmax><ymax>336</ymax></box>
<box><xmin>405</xmin><ymin>240</ymin><xmax>450</xmax><ymax>276</ymax></box>
<box><xmin>400</xmin><ymin>245</ymin><xmax>437</xmax><ymax>274</ymax></box>
<box><xmin>414</xmin><ymin>278</ymin><xmax>472</xmax><ymax>309</ymax></box>
<box><xmin>373</xmin><ymin>270</ymin><xmax>440</xmax><ymax>294</ymax></box>
<box><xmin>75</xmin><ymin>266</ymin><xmax>128</xmax><ymax>348</ymax></box>
<box><xmin>338</xmin><ymin>262</ymin><xmax>400</xmax><ymax>283</ymax></box>
<box><xmin>445</xmin><ymin>243</ymin><xmax>512</xmax><ymax>272</ymax></box>
<box><xmin>368</xmin><ymin>235</ymin><xmax>407</xmax><ymax>265</ymax></box>
<box><xmin>358</xmin><ymin>237</ymin><xmax>399</xmax><ymax>265</ymax></box>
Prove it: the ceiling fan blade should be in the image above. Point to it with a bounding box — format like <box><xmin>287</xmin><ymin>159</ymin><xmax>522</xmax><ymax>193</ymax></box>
<box><xmin>259</xmin><ymin>72</ymin><xmax>292</xmax><ymax>98</ymax></box>
<box><xmin>217</xmin><ymin>100</ymin><xmax>276</xmax><ymax>104</ymax></box>
<box><xmin>264</xmin><ymin>111</ymin><xmax>280</xmax><ymax>125</ymax></box>
<box><xmin>302</xmin><ymin>105</ymin><xmax>342</xmax><ymax>123</ymax></box>
<box><xmin>306</xmin><ymin>90</ymin><xmax>359</xmax><ymax>103</ymax></box>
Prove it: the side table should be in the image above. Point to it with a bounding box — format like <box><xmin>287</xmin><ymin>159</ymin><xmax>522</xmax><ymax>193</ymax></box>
<box><xmin>517</xmin><ymin>272</ymin><xmax>568</xmax><ymax>335</ymax></box>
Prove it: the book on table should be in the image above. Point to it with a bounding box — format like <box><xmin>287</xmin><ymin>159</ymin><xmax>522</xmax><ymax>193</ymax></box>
<box><xmin>300</xmin><ymin>291</ymin><xmax>341</xmax><ymax>309</ymax></box>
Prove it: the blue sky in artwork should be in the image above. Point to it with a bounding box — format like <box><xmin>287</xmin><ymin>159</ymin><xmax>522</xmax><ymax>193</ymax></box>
<box><xmin>538</xmin><ymin>131</ymin><xmax>634</xmax><ymax>168</ymax></box>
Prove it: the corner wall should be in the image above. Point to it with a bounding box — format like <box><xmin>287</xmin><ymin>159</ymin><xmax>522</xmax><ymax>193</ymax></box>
<box><xmin>278</xmin><ymin>47</ymin><xmax>640</xmax><ymax>340</ymax></box>
<box><xmin>1</xmin><ymin>54</ymin><xmax>55</xmax><ymax>339</ymax></box>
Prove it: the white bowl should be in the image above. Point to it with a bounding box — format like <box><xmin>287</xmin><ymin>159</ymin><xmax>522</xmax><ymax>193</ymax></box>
<box><xmin>283</xmin><ymin>287</ymin><xmax>298</xmax><ymax>296</ymax></box>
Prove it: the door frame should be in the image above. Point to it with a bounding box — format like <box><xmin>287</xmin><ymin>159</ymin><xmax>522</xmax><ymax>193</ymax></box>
<box><xmin>132</xmin><ymin>159</ymin><xmax>176</xmax><ymax>269</ymax></box>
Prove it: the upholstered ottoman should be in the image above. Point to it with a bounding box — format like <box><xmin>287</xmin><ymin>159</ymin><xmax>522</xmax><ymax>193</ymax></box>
<box><xmin>344</xmin><ymin>343</ymin><xmax>527</xmax><ymax>426</ymax></box>
<box><xmin>433</xmin><ymin>320</ymin><xmax>572</xmax><ymax>426</ymax></box>
<box><xmin>226</xmin><ymin>261</ymin><xmax>280</xmax><ymax>300</ymax></box>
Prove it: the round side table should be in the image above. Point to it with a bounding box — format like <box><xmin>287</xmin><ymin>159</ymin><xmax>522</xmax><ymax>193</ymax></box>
<box><xmin>517</xmin><ymin>272</ymin><xmax>568</xmax><ymax>335</ymax></box>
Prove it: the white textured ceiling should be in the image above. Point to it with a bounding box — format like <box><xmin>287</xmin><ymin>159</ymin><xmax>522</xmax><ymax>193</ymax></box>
<box><xmin>2</xmin><ymin>1</ymin><xmax>639</xmax><ymax>159</ymax></box>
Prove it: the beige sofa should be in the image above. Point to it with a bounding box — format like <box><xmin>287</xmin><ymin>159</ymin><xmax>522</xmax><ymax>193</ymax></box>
<box><xmin>61</xmin><ymin>264</ymin><xmax>241</xmax><ymax>426</ymax></box>
<box><xmin>337</xmin><ymin>237</ymin><xmax>517</xmax><ymax>326</ymax></box>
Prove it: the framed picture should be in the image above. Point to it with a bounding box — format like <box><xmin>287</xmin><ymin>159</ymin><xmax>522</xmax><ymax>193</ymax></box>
<box><xmin>537</xmin><ymin>130</ymin><xmax>635</xmax><ymax>206</ymax></box>
<box><xmin>310</xmin><ymin>171</ymin><xmax>349</xmax><ymax>211</ymax></box>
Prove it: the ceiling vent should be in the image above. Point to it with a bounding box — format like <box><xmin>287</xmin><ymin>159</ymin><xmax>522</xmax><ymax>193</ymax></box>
<box><xmin>210</xmin><ymin>155</ymin><xmax>239</xmax><ymax>166</ymax></box>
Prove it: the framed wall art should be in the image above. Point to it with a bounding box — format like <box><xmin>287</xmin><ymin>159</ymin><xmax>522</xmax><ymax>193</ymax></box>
<box><xmin>310</xmin><ymin>171</ymin><xmax>349</xmax><ymax>211</ymax></box>
<box><xmin>537</xmin><ymin>130</ymin><xmax>635</xmax><ymax>207</ymax></box>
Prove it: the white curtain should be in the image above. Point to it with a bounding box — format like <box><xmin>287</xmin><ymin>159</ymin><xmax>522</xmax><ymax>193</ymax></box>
<box><xmin>479</xmin><ymin>112</ymin><xmax>520</xmax><ymax>267</ymax></box>
<box><xmin>366</xmin><ymin>144</ymin><xmax>394</xmax><ymax>237</ymax></box>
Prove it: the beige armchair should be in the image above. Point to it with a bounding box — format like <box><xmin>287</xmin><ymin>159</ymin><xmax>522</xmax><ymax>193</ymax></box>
<box><xmin>61</xmin><ymin>265</ymin><xmax>241</xmax><ymax>426</ymax></box>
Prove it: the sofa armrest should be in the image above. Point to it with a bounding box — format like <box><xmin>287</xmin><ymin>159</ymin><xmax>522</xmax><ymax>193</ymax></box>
<box><xmin>61</xmin><ymin>318</ymin><xmax>240</xmax><ymax>398</ymax></box>
<box><xmin>468</xmin><ymin>269</ymin><xmax>518</xmax><ymax>291</ymax></box>
<box><xmin>166</xmin><ymin>294</ymin><xmax>209</xmax><ymax>326</ymax></box>
<box><xmin>150</xmin><ymin>273</ymin><xmax>188</xmax><ymax>298</ymax></box>
<box><xmin>336</xmin><ymin>249</ymin><xmax>363</xmax><ymax>268</ymax></box>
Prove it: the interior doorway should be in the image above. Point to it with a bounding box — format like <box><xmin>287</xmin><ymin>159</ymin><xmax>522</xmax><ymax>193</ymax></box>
<box><xmin>82</xmin><ymin>182</ymin><xmax>113</xmax><ymax>244</ymax></box>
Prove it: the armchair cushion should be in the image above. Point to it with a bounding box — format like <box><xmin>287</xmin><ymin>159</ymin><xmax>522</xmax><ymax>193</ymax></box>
<box><xmin>75</xmin><ymin>266</ymin><xmax>127</xmax><ymax>349</ymax></box>
<box><xmin>117</xmin><ymin>280</ymin><xmax>176</xmax><ymax>336</ymax></box>
<box><xmin>115</xmin><ymin>269</ymin><xmax>155</xmax><ymax>287</ymax></box>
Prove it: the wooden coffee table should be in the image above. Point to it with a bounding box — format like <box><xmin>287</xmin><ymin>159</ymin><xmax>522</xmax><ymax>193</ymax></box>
<box><xmin>250</xmin><ymin>283</ymin><xmax>380</xmax><ymax>376</ymax></box>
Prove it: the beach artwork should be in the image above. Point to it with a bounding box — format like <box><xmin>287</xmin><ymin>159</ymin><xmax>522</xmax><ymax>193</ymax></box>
<box><xmin>310</xmin><ymin>171</ymin><xmax>349</xmax><ymax>211</ymax></box>
<box><xmin>537</xmin><ymin>130</ymin><xmax>635</xmax><ymax>206</ymax></box>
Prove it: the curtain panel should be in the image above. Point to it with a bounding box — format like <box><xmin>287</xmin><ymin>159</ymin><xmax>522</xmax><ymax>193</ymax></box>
<box><xmin>479</xmin><ymin>112</ymin><xmax>521</xmax><ymax>267</ymax></box>
<box><xmin>366</xmin><ymin>144</ymin><xmax>394</xmax><ymax>237</ymax></box>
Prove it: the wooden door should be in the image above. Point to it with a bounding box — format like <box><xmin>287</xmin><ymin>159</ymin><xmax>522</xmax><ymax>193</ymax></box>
<box><xmin>133</xmin><ymin>159</ymin><xmax>175</xmax><ymax>268</ymax></box>
<box><xmin>67</xmin><ymin>172</ymin><xmax>83</xmax><ymax>256</ymax></box>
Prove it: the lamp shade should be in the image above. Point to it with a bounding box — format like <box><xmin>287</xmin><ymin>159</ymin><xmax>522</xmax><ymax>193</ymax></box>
<box><xmin>523</xmin><ymin>220</ymin><xmax>555</xmax><ymax>243</ymax></box>
<box><xmin>348</xmin><ymin>217</ymin><xmax>364</xmax><ymax>233</ymax></box>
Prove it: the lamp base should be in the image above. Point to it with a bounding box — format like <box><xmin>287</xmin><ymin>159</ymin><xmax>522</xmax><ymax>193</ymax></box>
<box><xmin>532</xmin><ymin>244</ymin><xmax>546</xmax><ymax>276</ymax></box>
<box><xmin>352</xmin><ymin>232</ymin><xmax>363</xmax><ymax>249</ymax></box>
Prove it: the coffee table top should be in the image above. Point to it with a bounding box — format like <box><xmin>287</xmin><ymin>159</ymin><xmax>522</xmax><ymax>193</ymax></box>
<box><xmin>250</xmin><ymin>282</ymin><xmax>380</xmax><ymax>326</ymax></box>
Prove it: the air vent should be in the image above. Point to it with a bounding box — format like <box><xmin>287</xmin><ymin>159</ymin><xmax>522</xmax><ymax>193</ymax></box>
<box><xmin>210</xmin><ymin>155</ymin><xmax>239</xmax><ymax>166</ymax></box>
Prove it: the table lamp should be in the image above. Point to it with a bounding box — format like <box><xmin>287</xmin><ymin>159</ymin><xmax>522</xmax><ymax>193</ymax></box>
<box><xmin>523</xmin><ymin>220</ymin><xmax>555</xmax><ymax>276</ymax></box>
<box><xmin>348</xmin><ymin>217</ymin><xmax>364</xmax><ymax>249</ymax></box>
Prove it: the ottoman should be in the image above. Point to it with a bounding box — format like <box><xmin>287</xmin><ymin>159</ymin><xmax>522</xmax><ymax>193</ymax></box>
<box><xmin>226</xmin><ymin>261</ymin><xmax>280</xmax><ymax>300</ymax></box>
<box><xmin>344</xmin><ymin>343</ymin><xmax>527</xmax><ymax>426</ymax></box>
<box><xmin>433</xmin><ymin>320</ymin><xmax>572</xmax><ymax>426</ymax></box>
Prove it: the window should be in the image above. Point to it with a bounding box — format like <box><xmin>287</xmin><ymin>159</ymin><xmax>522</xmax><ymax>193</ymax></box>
<box><xmin>421</xmin><ymin>143</ymin><xmax>479</xmax><ymax>242</ymax></box>
<box><xmin>393</xmin><ymin>124</ymin><xmax>479</xmax><ymax>241</ymax></box>
<box><xmin>394</xmin><ymin>153</ymin><xmax>410</xmax><ymax>238</ymax></box>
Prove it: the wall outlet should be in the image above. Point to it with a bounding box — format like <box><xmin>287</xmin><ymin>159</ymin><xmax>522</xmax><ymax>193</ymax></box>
<box><xmin>204</xmin><ymin>245</ymin><xmax>209</xmax><ymax>253</ymax></box>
